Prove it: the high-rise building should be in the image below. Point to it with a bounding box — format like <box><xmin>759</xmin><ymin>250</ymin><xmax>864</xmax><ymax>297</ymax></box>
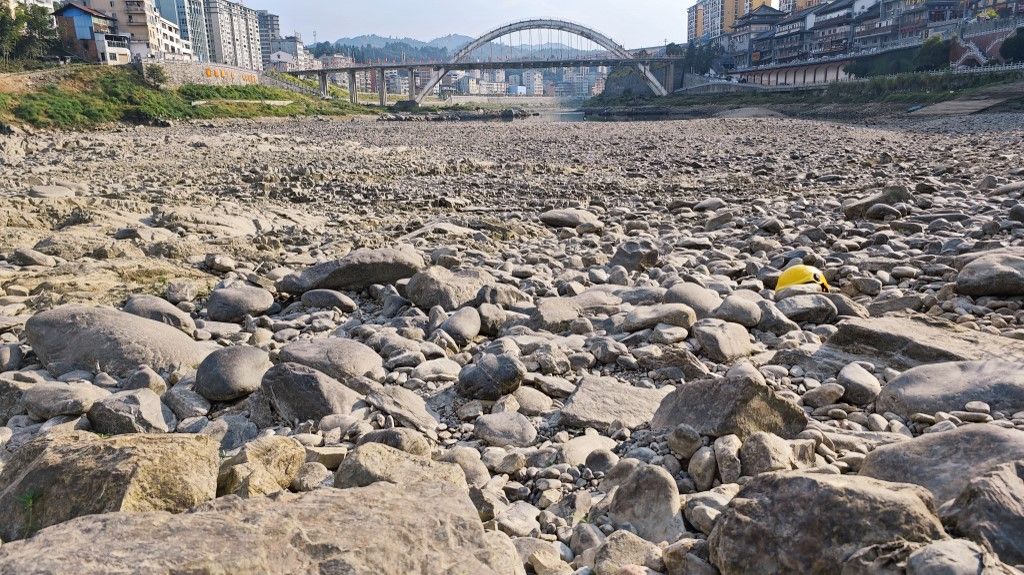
<box><xmin>257</xmin><ymin>10</ymin><xmax>280</xmax><ymax>66</ymax></box>
<box><xmin>687</xmin><ymin>2</ymin><xmax>706</xmax><ymax>42</ymax></box>
<box><xmin>205</xmin><ymin>0</ymin><xmax>262</xmax><ymax>70</ymax></box>
<box><xmin>164</xmin><ymin>0</ymin><xmax>210</xmax><ymax>62</ymax></box>
<box><xmin>80</xmin><ymin>0</ymin><xmax>193</xmax><ymax>60</ymax></box>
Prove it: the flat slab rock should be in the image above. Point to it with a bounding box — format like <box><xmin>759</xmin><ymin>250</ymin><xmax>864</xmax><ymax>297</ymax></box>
<box><xmin>877</xmin><ymin>360</ymin><xmax>1024</xmax><ymax>419</ymax></box>
<box><xmin>559</xmin><ymin>376</ymin><xmax>672</xmax><ymax>431</ymax></box>
<box><xmin>859</xmin><ymin>424</ymin><xmax>1024</xmax><ymax>504</ymax></box>
<box><xmin>794</xmin><ymin>315</ymin><xmax>1024</xmax><ymax>374</ymax></box>
<box><xmin>0</xmin><ymin>481</ymin><xmax>516</xmax><ymax>575</ymax></box>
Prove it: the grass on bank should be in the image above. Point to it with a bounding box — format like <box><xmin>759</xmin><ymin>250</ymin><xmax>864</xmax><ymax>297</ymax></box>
<box><xmin>586</xmin><ymin>69</ymin><xmax>1024</xmax><ymax>109</ymax></box>
<box><xmin>0</xmin><ymin>66</ymin><xmax>375</xmax><ymax>129</ymax></box>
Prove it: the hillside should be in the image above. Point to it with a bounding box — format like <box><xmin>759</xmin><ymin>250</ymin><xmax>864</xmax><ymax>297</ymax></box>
<box><xmin>0</xmin><ymin>66</ymin><xmax>372</xmax><ymax>130</ymax></box>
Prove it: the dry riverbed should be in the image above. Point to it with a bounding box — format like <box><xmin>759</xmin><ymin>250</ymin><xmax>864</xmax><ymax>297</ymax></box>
<box><xmin>1</xmin><ymin>115</ymin><xmax>1024</xmax><ymax>574</ymax></box>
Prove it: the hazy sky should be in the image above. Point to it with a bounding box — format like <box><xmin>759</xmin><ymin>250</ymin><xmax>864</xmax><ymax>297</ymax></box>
<box><xmin>255</xmin><ymin>0</ymin><xmax>691</xmax><ymax>48</ymax></box>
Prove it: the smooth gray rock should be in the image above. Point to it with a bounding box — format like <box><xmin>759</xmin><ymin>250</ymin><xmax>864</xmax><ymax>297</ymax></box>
<box><xmin>539</xmin><ymin>208</ymin><xmax>600</xmax><ymax>228</ymax></box>
<box><xmin>843</xmin><ymin>185</ymin><xmax>914</xmax><ymax>219</ymax></box>
<box><xmin>692</xmin><ymin>319</ymin><xmax>752</xmax><ymax>363</ymax></box>
<box><xmin>24</xmin><ymin>305</ymin><xmax>212</xmax><ymax>379</ymax></box>
<box><xmin>277</xmin><ymin>245</ymin><xmax>425</xmax><ymax>294</ymax></box>
<box><xmin>301</xmin><ymin>289</ymin><xmax>357</xmax><ymax>311</ymax></box>
<box><xmin>334</xmin><ymin>442</ymin><xmax>466</xmax><ymax>489</ymax></box>
<box><xmin>474</xmin><ymin>411</ymin><xmax>537</xmax><ymax>447</ymax></box>
<box><xmin>665</xmin><ymin>282</ymin><xmax>723</xmax><ymax>319</ymax></box>
<box><xmin>607</xmin><ymin>462</ymin><xmax>686</xmax><ymax>544</ymax></box>
<box><xmin>609</xmin><ymin>239</ymin><xmax>658</xmax><ymax>271</ymax></box>
<box><xmin>122</xmin><ymin>294</ymin><xmax>196</xmax><ymax>335</ymax></box>
<box><xmin>457</xmin><ymin>354</ymin><xmax>527</xmax><ymax>401</ymax></box>
<box><xmin>358</xmin><ymin>427</ymin><xmax>431</xmax><ymax>456</ymax></box>
<box><xmin>194</xmin><ymin>346</ymin><xmax>272</xmax><ymax>402</ymax></box>
<box><xmin>279</xmin><ymin>337</ymin><xmax>384</xmax><ymax>382</ymax></box>
<box><xmin>440</xmin><ymin>307</ymin><xmax>481</xmax><ymax>346</ymax></box>
<box><xmin>206</xmin><ymin>286</ymin><xmax>274</xmax><ymax>322</ymax></box>
<box><xmin>407</xmin><ymin>266</ymin><xmax>496</xmax><ymax>311</ymax></box>
<box><xmin>776</xmin><ymin>294</ymin><xmax>839</xmax><ymax>324</ymax></box>
<box><xmin>859</xmin><ymin>424</ymin><xmax>1024</xmax><ymax>503</ymax></box>
<box><xmin>837</xmin><ymin>363</ymin><xmax>882</xmax><ymax>405</ymax></box>
<box><xmin>877</xmin><ymin>361</ymin><xmax>1024</xmax><ymax>418</ymax></box>
<box><xmin>23</xmin><ymin>381</ymin><xmax>110</xmax><ymax>421</ymax></box>
<box><xmin>261</xmin><ymin>362</ymin><xmax>362</xmax><ymax>423</ymax></box>
<box><xmin>365</xmin><ymin>385</ymin><xmax>440</xmax><ymax>440</ymax></box>
<box><xmin>957</xmin><ymin>254</ymin><xmax>1024</xmax><ymax>297</ymax></box>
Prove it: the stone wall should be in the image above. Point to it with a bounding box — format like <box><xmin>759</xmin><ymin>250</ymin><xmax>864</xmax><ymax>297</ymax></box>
<box><xmin>143</xmin><ymin>61</ymin><xmax>261</xmax><ymax>88</ymax></box>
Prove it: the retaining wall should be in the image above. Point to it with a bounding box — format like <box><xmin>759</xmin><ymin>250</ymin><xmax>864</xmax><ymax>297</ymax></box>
<box><xmin>142</xmin><ymin>61</ymin><xmax>261</xmax><ymax>88</ymax></box>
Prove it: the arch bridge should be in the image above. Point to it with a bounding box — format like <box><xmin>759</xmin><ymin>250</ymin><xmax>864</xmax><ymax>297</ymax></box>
<box><xmin>291</xmin><ymin>18</ymin><xmax>679</xmax><ymax>105</ymax></box>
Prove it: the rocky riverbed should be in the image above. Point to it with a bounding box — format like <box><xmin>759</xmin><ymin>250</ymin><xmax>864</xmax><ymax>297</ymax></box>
<box><xmin>2</xmin><ymin>113</ymin><xmax>1024</xmax><ymax>574</ymax></box>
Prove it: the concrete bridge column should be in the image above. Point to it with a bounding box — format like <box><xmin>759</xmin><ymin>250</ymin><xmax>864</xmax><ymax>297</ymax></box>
<box><xmin>407</xmin><ymin>68</ymin><xmax>416</xmax><ymax>102</ymax></box>
<box><xmin>347</xmin><ymin>70</ymin><xmax>358</xmax><ymax>105</ymax></box>
<box><xmin>666</xmin><ymin>62</ymin><xmax>675</xmax><ymax>93</ymax></box>
<box><xmin>318</xmin><ymin>72</ymin><xmax>329</xmax><ymax>99</ymax></box>
<box><xmin>379</xmin><ymin>69</ymin><xmax>387</xmax><ymax>106</ymax></box>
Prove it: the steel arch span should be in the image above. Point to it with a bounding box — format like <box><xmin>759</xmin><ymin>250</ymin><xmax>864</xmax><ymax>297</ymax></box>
<box><xmin>414</xmin><ymin>18</ymin><xmax>669</xmax><ymax>103</ymax></box>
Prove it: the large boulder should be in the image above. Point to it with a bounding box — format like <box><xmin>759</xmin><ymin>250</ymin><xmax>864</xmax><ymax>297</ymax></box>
<box><xmin>206</xmin><ymin>286</ymin><xmax>275</xmax><ymax>322</ymax></box>
<box><xmin>87</xmin><ymin>389</ymin><xmax>176</xmax><ymax>434</ymax></box>
<box><xmin>607</xmin><ymin>462</ymin><xmax>687</xmax><ymax>544</ymax></box>
<box><xmin>122</xmin><ymin>294</ymin><xmax>196</xmax><ymax>335</ymax></box>
<box><xmin>942</xmin><ymin>460</ymin><xmax>1024</xmax><ymax>565</ymax></box>
<box><xmin>877</xmin><ymin>360</ymin><xmax>1024</xmax><ymax>419</ymax></box>
<box><xmin>276</xmin><ymin>245</ymin><xmax>425</xmax><ymax>293</ymax></box>
<box><xmin>708</xmin><ymin>472</ymin><xmax>946</xmax><ymax>575</ymax></box>
<box><xmin>456</xmin><ymin>353</ymin><xmax>527</xmax><ymax>401</ymax></box>
<box><xmin>957</xmin><ymin>253</ymin><xmax>1024</xmax><ymax>297</ymax></box>
<box><xmin>859</xmin><ymin>424</ymin><xmax>1024</xmax><ymax>503</ymax></box>
<box><xmin>406</xmin><ymin>266</ymin><xmax>496</xmax><ymax>311</ymax></box>
<box><xmin>24</xmin><ymin>305</ymin><xmax>211</xmax><ymax>378</ymax></box>
<box><xmin>194</xmin><ymin>346</ymin><xmax>273</xmax><ymax>402</ymax></box>
<box><xmin>652</xmin><ymin>375</ymin><xmax>806</xmax><ymax>440</ymax></box>
<box><xmin>560</xmin><ymin>376</ymin><xmax>672</xmax><ymax>431</ymax></box>
<box><xmin>279</xmin><ymin>337</ymin><xmax>385</xmax><ymax>382</ymax></box>
<box><xmin>0</xmin><ymin>482</ymin><xmax>513</xmax><ymax>574</ymax></box>
<box><xmin>0</xmin><ymin>432</ymin><xmax>218</xmax><ymax>541</ymax></box>
<box><xmin>261</xmin><ymin>362</ymin><xmax>363</xmax><ymax>422</ymax></box>
<box><xmin>334</xmin><ymin>442</ymin><xmax>466</xmax><ymax>489</ymax></box>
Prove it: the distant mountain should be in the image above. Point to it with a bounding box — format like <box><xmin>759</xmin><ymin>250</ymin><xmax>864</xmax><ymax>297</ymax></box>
<box><xmin>332</xmin><ymin>33</ymin><xmax>473</xmax><ymax>51</ymax></box>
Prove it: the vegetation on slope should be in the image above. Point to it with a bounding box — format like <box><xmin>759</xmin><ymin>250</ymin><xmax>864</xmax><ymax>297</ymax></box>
<box><xmin>0</xmin><ymin>66</ymin><xmax>373</xmax><ymax>129</ymax></box>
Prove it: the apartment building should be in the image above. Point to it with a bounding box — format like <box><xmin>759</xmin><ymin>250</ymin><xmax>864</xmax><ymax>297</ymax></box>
<box><xmin>268</xmin><ymin>34</ymin><xmax>317</xmax><ymax>71</ymax></box>
<box><xmin>155</xmin><ymin>0</ymin><xmax>209</xmax><ymax>61</ymax></box>
<box><xmin>687</xmin><ymin>2</ymin><xmax>706</xmax><ymax>42</ymax></box>
<box><xmin>80</xmin><ymin>0</ymin><xmax>192</xmax><ymax>60</ymax></box>
<box><xmin>205</xmin><ymin>0</ymin><xmax>261</xmax><ymax>70</ymax></box>
<box><xmin>256</xmin><ymin>10</ymin><xmax>279</xmax><ymax>66</ymax></box>
<box><xmin>54</xmin><ymin>3</ymin><xmax>132</xmax><ymax>64</ymax></box>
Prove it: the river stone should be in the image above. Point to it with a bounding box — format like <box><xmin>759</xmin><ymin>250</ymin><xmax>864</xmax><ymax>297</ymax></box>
<box><xmin>560</xmin><ymin>376</ymin><xmax>672</xmax><ymax>430</ymax></box>
<box><xmin>607</xmin><ymin>462</ymin><xmax>687</xmax><ymax>544</ymax></box>
<box><xmin>23</xmin><ymin>381</ymin><xmax>110</xmax><ymax>421</ymax></box>
<box><xmin>358</xmin><ymin>427</ymin><xmax>431</xmax><ymax>456</ymax></box>
<box><xmin>261</xmin><ymin>362</ymin><xmax>363</xmax><ymax>422</ymax></box>
<box><xmin>24</xmin><ymin>305</ymin><xmax>211</xmax><ymax>378</ymax></box>
<box><xmin>0</xmin><ymin>481</ymin><xmax>511</xmax><ymax>574</ymax></box>
<box><xmin>334</xmin><ymin>442</ymin><xmax>466</xmax><ymax>489</ymax></box>
<box><xmin>539</xmin><ymin>208</ymin><xmax>600</xmax><ymax>228</ymax></box>
<box><xmin>692</xmin><ymin>319</ymin><xmax>752</xmax><ymax>363</ymax></box>
<box><xmin>122</xmin><ymin>294</ymin><xmax>196</xmax><ymax>335</ymax></box>
<box><xmin>593</xmin><ymin>530</ymin><xmax>660</xmax><ymax>575</ymax></box>
<box><xmin>877</xmin><ymin>360</ymin><xmax>1024</xmax><ymax>419</ymax></box>
<box><xmin>474</xmin><ymin>411</ymin><xmax>537</xmax><ymax>447</ymax></box>
<box><xmin>708</xmin><ymin>472</ymin><xmax>946</xmax><ymax>575</ymax></box>
<box><xmin>609</xmin><ymin>239</ymin><xmax>658</xmax><ymax>271</ymax></box>
<box><xmin>301</xmin><ymin>289</ymin><xmax>357</xmax><ymax>311</ymax></box>
<box><xmin>843</xmin><ymin>185</ymin><xmax>914</xmax><ymax>219</ymax></box>
<box><xmin>652</xmin><ymin>374</ymin><xmax>806</xmax><ymax>440</ymax></box>
<box><xmin>206</xmin><ymin>286</ymin><xmax>274</xmax><ymax>322</ymax></box>
<box><xmin>457</xmin><ymin>353</ymin><xmax>527</xmax><ymax>401</ymax></box>
<box><xmin>956</xmin><ymin>254</ymin><xmax>1024</xmax><ymax>297</ymax></box>
<box><xmin>406</xmin><ymin>266</ymin><xmax>496</xmax><ymax>311</ymax></box>
<box><xmin>941</xmin><ymin>460</ymin><xmax>1024</xmax><ymax>565</ymax></box>
<box><xmin>665</xmin><ymin>282</ymin><xmax>724</xmax><ymax>319</ymax></box>
<box><xmin>0</xmin><ymin>431</ymin><xmax>218</xmax><ymax>541</ymax></box>
<box><xmin>622</xmin><ymin>303</ymin><xmax>696</xmax><ymax>332</ymax></box>
<box><xmin>859</xmin><ymin>424</ymin><xmax>1024</xmax><ymax>503</ymax></box>
<box><xmin>279</xmin><ymin>337</ymin><xmax>385</xmax><ymax>382</ymax></box>
<box><xmin>440</xmin><ymin>307</ymin><xmax>482</xmax><ymax>346</ymax></box>
<box><xmin>837</xmin><ymin>362</ymin><xmax>882</xmax><ymax>405</ymax></box>
<box><xmin>218</xmin><ymin>435</ymin><xmax>306</xmax><ymax>497</ymax></box>
<box><xmin>364</xmin><ymin>385</ymin><xmax>440</xmax><ymax>440</ymax></box>
<box><xmin>278</xmin><ymin>245</ymin><xmax>425</xmax><ymax>293</ymax></box>
<box><xmin>809</xmin><ymin>315</ymin><xmax>1024</xmax><ymax>372</ymax></box>
<box><xmin>775</xmin><ymin>294</ymin><xmax>839</xmax><ymax>324</ymax></box>
<box><xmin>87</xmin><ymin>389</ymin><xmax>175</xmax><ymax>434</ymax></box>
<box><xmin>194</xmin><ymin>346</ymin><xmax>272</xmax><ymax>402</ymax></box>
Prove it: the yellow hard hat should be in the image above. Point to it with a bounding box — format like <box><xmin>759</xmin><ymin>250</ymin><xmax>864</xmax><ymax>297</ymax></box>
<box><xmin>776</xmin><ymin>265</ymin><xmax>830</xmax><ymax>292</ymax></box>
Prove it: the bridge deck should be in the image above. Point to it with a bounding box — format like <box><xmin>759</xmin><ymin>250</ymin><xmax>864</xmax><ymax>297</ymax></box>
<box><xmin>292</xmin><ymin>57</ymin><xmax>686</xmax><ymax>76</ymax></box>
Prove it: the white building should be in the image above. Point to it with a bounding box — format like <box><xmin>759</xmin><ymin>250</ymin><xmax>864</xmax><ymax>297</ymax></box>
<box><xmin>205</xmin><ymin>0</ymin><xmax>262</xmax><ymax>70</ymax></box>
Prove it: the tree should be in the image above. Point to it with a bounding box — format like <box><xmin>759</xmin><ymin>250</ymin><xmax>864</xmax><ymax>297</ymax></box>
<box><xmin>1001</xmin><ymin>29</ymin><xmax>1024</xmax><ymax>63</ymax></box>
<box><xmin>0</xmin><ymin>8</ymin><xmax>24</xmax><ymax>66</ymax></box>
<box><xmin>14</xmin><ymin>5</ymin><xmax>56</xmax><ymax>60</ymax></box>
<box><xmin>914</xmin><ymin>36</ymin><xmax>950</xmax><ymax>71</ymax></box>
<box><xmin>666</xmin><ymin>42</ymin><xmax>684</xmax><ymax>56</ymax></box>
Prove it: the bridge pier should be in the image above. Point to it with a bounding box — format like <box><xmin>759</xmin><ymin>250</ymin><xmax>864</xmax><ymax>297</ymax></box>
<box><xmin>317</xmin><ymin>72</ymin><xmax>330</xmax><ymax>99</ymax></box>
<box><xmin>379</xmin><ymin>69</ymin><xmax>387</xmax><ymax>106</ymax></box>
<box><xmin>407</xmin><ymin>68</ymin><xmax>416</xmax><ymax>103</ymax></box>
<box><xmin>347</xmin><ymin>70</ymin><xmax>358</xmax><ymax>105</ymax></box>
<box><xmin>667</xmin><ymin>62</ymin><xmax>675</xmax><ymax>93</ymax></box>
